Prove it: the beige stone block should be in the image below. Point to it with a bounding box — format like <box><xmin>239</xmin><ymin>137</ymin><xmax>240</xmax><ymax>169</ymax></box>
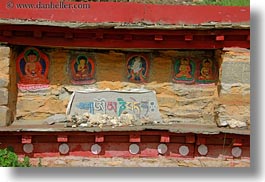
<box><xmin>0</xmin><ymin>106</ymin><xmax>10</xmax><ymax>126</ymax></box>
<box><xmin>97</xmin><ymin>81</ymin><xmax>124</xmax><ymax>90</ymax></box>
<box><xmin>0</xmin><ymin>47</ymin><xmax>10</xmax><ymax>59</ymax></box>
<box><xmin>0</xmin><ymin>57</ymin><xmax>10</xmax><ymax>75</ymax></box>
<box><xmin>156</xmin><ymin>94</ymin><xmax>176</xmax><ymax>107</ymax></box>
<box><xmin>37</xmin><ymin>97</ymin><xmax>67</xmax><ymax>114</ymax></box>
<box><xmin>17</xmin><ymin>112</ymin><xmax>52</xmax><ymax>121</ymax></box>
<box><xmin>16</xmin><ymin>96</ymin><xmax>46</xmax><ymax>112</ymax></box>
<box><xmin>145</xmin><ymin>82</ymin><xmax>175</xmax><ymax>95</ymax></box>
<box><xmin>16</xmin><ymin>96</ymin><xmax>66</xmax><ymax>120</ymax></box>
<box><xmin>0</xmin><ymin>74</ymin><xmax>9</xmax><ymax>88</ymax></box>
<box><xmin>0</xmin><ymin>88</ymin><xmax>8</xmax><ymax>105</ymax></box>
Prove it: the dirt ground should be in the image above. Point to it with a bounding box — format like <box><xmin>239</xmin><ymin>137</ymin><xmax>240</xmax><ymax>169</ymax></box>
<box><xmin>28</xmin><ymin>156</ymin><xmax>250</xmax><ymax>167</ymax></box>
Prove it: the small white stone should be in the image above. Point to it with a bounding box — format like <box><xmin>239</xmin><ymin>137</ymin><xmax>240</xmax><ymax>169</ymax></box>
<box><xmin>72</xmin><ymin>124</ymin><xmax>77</xmax><ymax>128</ymax></box>
<box><xmin>227</xmin><ymin>119</ymin><xmax>247</xmax><ymax>128</ymax></box>
<box><xmin>218</xmin><ymin>119</ymin><xmax>228</xmax><ymax>127</ymax></box>
<box><xmin>83</xmin><ymin>112</ymin><xmax>90</xmax><ymax>118</ymax></box>
<box><xmin>110</xmin><ymin>119</ymin><xmax>117</xmax><ymax>125</ymax></box>
<box><xmin>79</xmin><ymin>123</ymin><xmax>88</xmax><ymax>127</ymax></box>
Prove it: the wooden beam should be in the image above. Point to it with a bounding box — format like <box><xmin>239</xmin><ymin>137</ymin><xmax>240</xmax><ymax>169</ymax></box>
<box><xmin>0</xmin><ymin>26</ymin><xmax>250</xmax><ymax>49</ymax></box>
<box><xmin>57</xmin><ymin>135</ymin><xmax>68</xmax><ymax>143</ymax></box>
<box><xmin>34</xmin><ymin>31</ymin><xmax>42</xmax><ymax>38</ymax></box>
<box><xmin>22</xmin><ymin>135</ymin><xmax>32</xmax><ymax>144</ymax></box>
<box><xmin>0</xmin><ymin>1</ymin><xmax>249</xmax><ymax>25</ymax></box>
<box><xmin>216</xmin><ymin>35</ymin><xmax>225</xmax><ymax>41</ymax></box>
<box><xmin>160</xmin><ymin>134</ymin><xmax>170</xmax><ymax>143</ymax></box>
<box><xmin>95</xmin><ymin>134</ymin><xmax>104</xmax><ymax>143</ymax></box>
<box><xmin>185</xmin><ymin>35</ymin><xmax>193</xmax><ymax>41</ymax></box>
<box><xmin>130</xmin><ymin>134</ymin><xmax>141</xmax><ymax>143</ymax></box>
<box><xmin>154</xmin><ymin>35</ymin><xmax>163</xmax><ymax>41</ymax></box>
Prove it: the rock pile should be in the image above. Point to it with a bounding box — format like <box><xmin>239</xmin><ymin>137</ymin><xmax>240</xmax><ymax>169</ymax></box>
<box><xmin>65</xmin><ymin>112</ymin><xmax>157</xmax><ymax>128</ymax></box>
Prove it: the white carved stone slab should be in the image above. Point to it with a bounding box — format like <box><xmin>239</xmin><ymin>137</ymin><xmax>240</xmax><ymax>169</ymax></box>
<box><xmin>66</xmin><ymin>90</ymin><xmax>161</xmax><ymax>121</ymax></box>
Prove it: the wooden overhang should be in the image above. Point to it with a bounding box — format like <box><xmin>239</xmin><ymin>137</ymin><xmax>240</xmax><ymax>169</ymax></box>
<box><xmin>0</xmin><ymin>1</ymin><xmax>250</xmax><ymax>49</ymax></box>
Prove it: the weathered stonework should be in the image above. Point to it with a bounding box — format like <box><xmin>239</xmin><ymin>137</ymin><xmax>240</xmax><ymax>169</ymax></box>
<box><xmin>0</xmin><ymin>74</ymin><xmax>9</xmax><ymax>88</ymax></box>
<box><xmin>0</xmin><ymin>46</ymin><xmax>248</xmax><ymax>130</ymax></box>
<box><xmin>12</xmin><ymin>48</ymin><xmax>220</xmax><ymax>127</ymax></box>
<box><xmin>0</xmin><ymin>106</ymin><xmax>11</xmax><ymax>125</ymax></box>
<box><xmin>221</xmin><ymin>62</ymin><xmax>250</xmax><ymax>84</ymax></box>
<box><xmin>0</xmin><ymin>88</ymin><xmax>9</xmax><ymax>105</ymax></box>
<box><xmin>0</xmin><ymin>46</ymin><xmax>11</xmax><ymax>126</ymax></box>
<box><xmin>215</xmin><ymin>48</ymin><xmax>250</xmax><ymax>129</ymax></box>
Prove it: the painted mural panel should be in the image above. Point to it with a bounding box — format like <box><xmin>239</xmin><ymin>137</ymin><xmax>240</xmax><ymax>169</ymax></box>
<box><xmin>16</xmin><ymin>47</ymin><xmax>50</xmax><ymax>91</ymax></box>
<box><xmin>70</xmin><ymin>54</ymin><xmax>96</xmax><ymax>85</ymax></box>
<box><xmin>173</xmin><ymin>58</ymin><xmax>195</xmax><ymax>83</ymax></box>
<box><xmin>127</xmin><ymin>54</ymin><xmax>149</xmax><ymax>83</ymax></box>
<box><xmin>196</xmin><ymin>58</ymin><xmax>217</xmax><ymax>84</ymax></box>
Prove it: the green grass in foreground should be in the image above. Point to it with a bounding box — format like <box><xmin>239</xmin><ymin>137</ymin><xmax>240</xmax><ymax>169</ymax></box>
<box><xmin>198</xmin><ymin>0</ymin><xmax>249</xmax><ymax>6</ymax></box>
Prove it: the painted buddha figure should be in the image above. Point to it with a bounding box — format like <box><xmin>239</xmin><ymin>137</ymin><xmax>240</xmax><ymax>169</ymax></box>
<box><xmin>175</xmin><ymin>58</ymin><xmax>192</xmax><ymax>79</ymax></box>
<box><xmin>199</xmin><ymin>58</ymin><xmax>213</xmax><ymax>80</ymax></box>
<box><xmin>18</xmin><ymin>48</ymin><xmax>49</xmax><ymax>84</ymax></box>
<box><xmin>128</xmin><ymin>56</ymin><xmax>146</xmax><ymax>82</ymax></box>
<box><xmin>74</xmin><ymin>55</ymin><xmax>91</xmax><ymax>80</ymax></box>
<box><xmin>70</xmin><ymin>54</ymin><xmax>96</xmax><ymax>85</ymax></box>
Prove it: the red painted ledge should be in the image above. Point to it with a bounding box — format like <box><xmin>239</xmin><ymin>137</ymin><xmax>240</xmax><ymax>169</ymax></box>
<box><xmin>0</xmin><ymin>0</ymin><xmax>249</xmax><ymax>25</ymax></box>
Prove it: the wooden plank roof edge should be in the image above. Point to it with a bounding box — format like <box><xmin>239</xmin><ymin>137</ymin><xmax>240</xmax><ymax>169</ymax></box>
<box><xmin>0</xmin><ymin>19</ymin><xmax>250</xmax><ymax>30</ymax></box>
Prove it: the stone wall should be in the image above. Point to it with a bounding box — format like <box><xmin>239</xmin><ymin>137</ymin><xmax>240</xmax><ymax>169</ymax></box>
<box><xmin>0</xmin><ymin>46</ymin><xmax>11</xmax><ymax>126</ymax></box>
<box><xmin>215</xmin><ymin>48</ymin><xmax>250</xmax><ymax>128</ymax></box>
<box><xmin>13</xmin><ymin>48</ymin><xmax>219</xmax><ymax>126</ymax></box>
<box><xmin>0</xmin><ymin>46</ymin><xmax>249</xmax><ymax>129</ymax></box>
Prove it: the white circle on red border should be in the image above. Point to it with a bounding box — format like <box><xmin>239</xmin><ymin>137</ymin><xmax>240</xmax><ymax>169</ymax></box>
<box><xmin>232</xmin><ymin>147</ymin><xmax>242</xmax><ymax>157</ymax></box>
<box><xmin>23</xmin><ymin>143</ymin><xmax>34</xmax><ymax>154</ymax></box>
<box><xmin>129</xmin><ymin>144</ymin><xmax>140</xmax><ymax>155</ymax></box>
<box><xmin>198</xmin><ymin>144</ymin><xmax>208</xmax><ymax>156</ymax></box>
<box><xmin>179</xmin><ymin>145</ymin><xmax>189</xmax><ymax>156</ymax></box>
<box><xmin>91</xmin><ymin>144</ymin><xmax>101</xmax><ymax>155</ymax></box>
<box><xmin>59</xmin><ymin>143</ymin><xmax>70</xmax><ymax>155</ymax></box>
<box><xmin>157</xmin><ymin>144</ymin><xmax>168</xmax><ymax>154</ymax></box>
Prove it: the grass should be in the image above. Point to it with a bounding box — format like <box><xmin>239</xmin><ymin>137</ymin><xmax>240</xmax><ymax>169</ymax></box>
<box><xmin>198</xmin><ymin>0</ymin><xmax>250</xmax><ymax>6</ymax></box>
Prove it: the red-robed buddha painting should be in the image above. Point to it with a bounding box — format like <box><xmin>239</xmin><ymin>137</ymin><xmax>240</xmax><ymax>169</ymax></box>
<box><xmin>196</xmin><ymin>58</ymin><xmax>217</xmax><ymax>84</ymax></box>
<box><xmin>16</xmin><ymin>47</ymin><xmax>50</xmax><ymax>91</ymax></box>
<box><xmin>70</xmin><ymin>54</ymin><xmax>96</xmax><ymax>85</ymax></box>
